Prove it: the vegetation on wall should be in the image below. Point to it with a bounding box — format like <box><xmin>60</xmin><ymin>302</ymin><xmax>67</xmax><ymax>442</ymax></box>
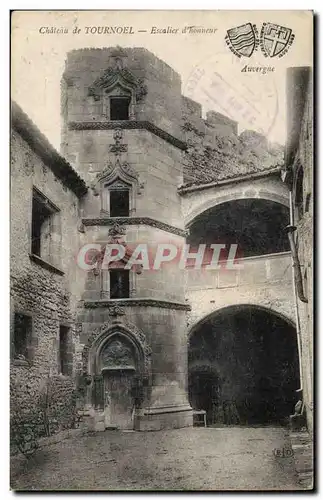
<box><xmin>10</xmin><ymin>369</ymin><xmax>78</xmax><ymax>457</ymax></box>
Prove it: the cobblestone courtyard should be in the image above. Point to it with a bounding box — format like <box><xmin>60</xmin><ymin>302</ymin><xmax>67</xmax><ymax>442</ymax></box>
<box><xmin>11</xmin><ymin>426</ymin><xmax>302</xmax><ymax>491</ymax></box>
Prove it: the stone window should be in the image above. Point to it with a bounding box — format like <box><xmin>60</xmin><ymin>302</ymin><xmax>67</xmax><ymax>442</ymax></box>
<box><xmin>13</xmin><ymin>312</ymin><xmax>32</xmax><ymax>360</ymax></box>
<box><xmin>31</xmin><ymin>188</ymin><xmax>61</xmax><ymax>266</ymax></box>
<box><xmin>102</xmin><ymin>180</ymin><xmax>131</xmax><ymax>217</ymax></box>
<box><xmin>295</xmin><ymin>166</ymin><xmax>304</xmax><ymax>221</ymax></box>
<box><xmin>110</xmin><ymin>187</ymin><xmax>130</xmax><ymax>217</ymax></box>
<box><xmin>102</xmin><ymin>269</ymin><xmax>130</xmax><ymax>299</ymax></box>
<box><xmin>110</xmin><ymin>96</ymin><xmax>130</xmax><ymax>121</ymax></box>
<box><xmin>59</xmin><ymin>325</ymin><xmax>72</xmax><ymax>376</ymax></box>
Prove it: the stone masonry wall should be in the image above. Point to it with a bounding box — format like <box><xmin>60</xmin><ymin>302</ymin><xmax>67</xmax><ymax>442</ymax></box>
<box><xmin>10</xmin><ymin>130</ymin><xmax>83</xmax><ymax>400</ymax></box>
<box><xmin>66</xmin><ymin>129</ymin><xmax>184</xmax><ymax>228</ymax></box>
<box><xmin>61</xmin><ymin>47</ymin><xmax>183</xmax><ymax>156</ymax></box>
<box><xmin>181</xmin><ymin>95</ymin><xmax>284</xmax><ymax>186</ymax></box>
<box><xmin>295</xmin><ymin>71</ymin><xmax>313</xmax><ymax>435</ymax></box>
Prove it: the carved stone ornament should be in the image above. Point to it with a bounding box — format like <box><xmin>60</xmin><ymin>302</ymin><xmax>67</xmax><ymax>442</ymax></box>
<box><xmin>82</xmin><ymin>320</ymin><xmax>152</xmax><ymax>375</ymax></box>
<box><xmin>109</xmin><ymin>143</ymin><xmax>128</xmax><ymax>156</ymax></box>
<box><xmin>108</xmin><ymin>305</ymin><xmax>126</xmax><ymax>317</ymax></box>
<box><xmin>101</xmin><ymin>339</ymin><xmax>135</xmax><ymax>368</ymax></box>
<box><xmin>108</xmin><ymin>224</ymin><xmax>126</xmax><ymax>238</ymax></box>
<box><xmin>92</xmin><ymin>156</ymin><xmax>143</xmax><ymax>198</ymax></box>
<box><xmin>113</xmin><ymin>128</ymin><xmax>123</xmax><ymax>144</ymax></box>
<box><xmin>109</xmin><ymin>129</ymin><xmax>128</xmax><ymax>155</ymax></box>
<box><xmin>88</xmin><ymin>66</ymin><xmax>147</xmax><ymax>103</ymax></box>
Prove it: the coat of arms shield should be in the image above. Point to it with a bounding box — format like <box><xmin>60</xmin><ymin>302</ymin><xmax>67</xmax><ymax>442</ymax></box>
<box><xmin>226</xmin><ymin>23</ymin><xmax>257</xmax><ymax>58</ymax></box>
<box><xmin>260</xmin><ymin>23</ymin><xmax>293</xmax><ymax>58</ymax></box>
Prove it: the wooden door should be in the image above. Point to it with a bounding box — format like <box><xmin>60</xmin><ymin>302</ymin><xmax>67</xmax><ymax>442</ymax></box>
<box><xmin>104</xmin><ymin>370</ymin><xmax>135</xmax><ymax>430</ymax></box>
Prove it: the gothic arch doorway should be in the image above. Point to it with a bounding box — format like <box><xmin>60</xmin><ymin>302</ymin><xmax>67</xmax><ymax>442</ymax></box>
<box><xmin>85</xmin><ymin>322</ymin><xmax>150</xmax><ymax>431</ymax></box>
<box><xmin>188</xmin><ymin>305</ymin><xmax>300</xmax><ymax>426</ymax></box>
<box><xmin>98</xmin><ymin>333</ymin><xmax>139</xmax><ymax>430</ymax></box>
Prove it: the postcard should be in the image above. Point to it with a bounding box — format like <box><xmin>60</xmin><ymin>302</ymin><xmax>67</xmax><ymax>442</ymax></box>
<box><xmin>10</xmin><ymin>10</ymin><xmax>313</xmax><ymax>491</ymax></box>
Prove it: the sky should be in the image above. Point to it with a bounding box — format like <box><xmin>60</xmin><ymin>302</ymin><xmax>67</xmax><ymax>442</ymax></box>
<box><xmin>11</xmin><ymin>10</ymin><xmax>313</xmax><ymax>151</ymax></box>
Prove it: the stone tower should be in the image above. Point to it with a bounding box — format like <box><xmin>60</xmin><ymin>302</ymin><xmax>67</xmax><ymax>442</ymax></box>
<box><xmin>61</xmin><ymin>47</ymin><xmax>193</xmax><ymax>430</ymax></box>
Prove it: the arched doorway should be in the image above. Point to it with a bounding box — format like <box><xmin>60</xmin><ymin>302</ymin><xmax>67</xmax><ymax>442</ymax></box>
<box><xmin>85</xmin><ymin>323</ymin><xmax>149</xmax><ymax>431</ymax></box>
<box><xmin>188</xmin><ymin>306</ymin><xmax>300</xmax><ymax>426</ymax></box>
<box><xmin>98</xmin><ymin>333</ymin><xmax>139</xmax><ymax>430</ymax></box>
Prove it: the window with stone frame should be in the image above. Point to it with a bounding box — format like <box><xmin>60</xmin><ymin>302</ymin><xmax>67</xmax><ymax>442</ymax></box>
<box><xmin>102</xmin><ymin>180</ymin><xmax>131</xmax><ymax>217</ymax></box>
<box><xmin>101</xmin><ymin>83</ymin><xmax>132</xmax><ymax>121</ymax></box>
<box><xmin>101</xmin><ymin>268</ymin><xmax>130</xmax><ymax>299</ymax></box>
<box><xmin>59</xmin><ymin>325</ymin><xmax>72</xmax><ymax>376</ymax></box>
<box><xmin>110</xmin><ymin>187</ymin><xmax>130</xmax><ymax>217</ymax></box>
<box><xmin>109</xmin><ymin>96</ymin><xmax>131</xmax><ymax>121</ymax></box>
<box><xmin>13</xmin><ymin>312</ymin><xmax>32</xmax><ymax>360</ymax></box>
<box><xmin>31</xmin><ymin>188</ymin><xmax>61</xmax><ymax>266</ymax></box>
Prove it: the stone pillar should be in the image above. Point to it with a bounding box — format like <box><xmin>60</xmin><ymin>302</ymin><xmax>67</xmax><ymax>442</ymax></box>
<box><xmin>134</xmin><ymin>306</ymin><xmax>192</xmax><ymax>431</ymax></box>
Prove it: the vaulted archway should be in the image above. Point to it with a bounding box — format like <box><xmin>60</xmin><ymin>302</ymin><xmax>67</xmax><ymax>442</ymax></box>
<box><xmin>188</xmin><ymin>305</ymin><xmax>300</xmax><ymax>426</ymax></box>
<box><xmin>187</xmin><ymin>198</ymin><xmax>290</xmax><ymax>260</ymax></box>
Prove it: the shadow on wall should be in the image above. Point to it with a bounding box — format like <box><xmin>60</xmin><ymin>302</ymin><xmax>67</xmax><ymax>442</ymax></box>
<box><xmin>187</xmin><ymin>199</ymin><xmax>290</xmax><ymax>260</ymax></box>
<box><xmin>188</xmin><ymin>305</ymin><xmax>300</xmax><ymax>426</ymax></box>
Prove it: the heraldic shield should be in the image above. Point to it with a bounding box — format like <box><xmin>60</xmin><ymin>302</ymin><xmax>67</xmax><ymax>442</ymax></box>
<box><xmin>226</xmin><ymin>23</ymin><xmax>257</xmax><ymax>58</ymax></box>
<box><xmin>260</xmin><ymin>23</ymin><xmax>293</xmax><ymax>58</ymax></box>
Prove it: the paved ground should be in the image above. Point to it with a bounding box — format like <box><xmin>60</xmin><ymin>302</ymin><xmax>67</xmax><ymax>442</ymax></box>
<box><xmin>11</xmin><ymin>426</ymin><xmax>302</xmax><ymax>491</ymax></box>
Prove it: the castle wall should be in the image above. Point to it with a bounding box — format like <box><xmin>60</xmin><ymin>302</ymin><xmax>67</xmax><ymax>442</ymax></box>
<box><xmin>10</xmin><ymin>129</ymin><xmax>85</xmax><ymax>425</ymax></box>
<box><xmin>66</xmin><ymin>129</ymin><xmax>184</xmax><ymax>228</ymax></box>
<box><xmin>61</xmin><ymin>47</ymin><xmax>183</xmax><ymax>156</ymax></box>
<box><xmin>288</xmin><ymin>69</ymin><xmax>313</xmax><ymax>434</ymax></box>
<box><xmin>186</xmin><ymin>252</ymin><xmax>294</xmax><ymax>330</ymax></box>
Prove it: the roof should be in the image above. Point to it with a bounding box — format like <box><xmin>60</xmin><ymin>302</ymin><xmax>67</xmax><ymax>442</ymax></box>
<box><xmin>11</xmin><ymin>101</ymin><xmax>88</xmax><ymax>198</ymax></box>
<box><xmin>179</xmin><ymin>166</ymin><xmax>282</xmax><ymax>194</ymax></box>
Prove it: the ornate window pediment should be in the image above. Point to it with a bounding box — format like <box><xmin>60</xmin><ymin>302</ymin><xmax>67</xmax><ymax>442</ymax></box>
<box><xmin>88</xmin><ymin>64</ymin><xmax>147</xmax><ymax>121</ymax></box>
<box><xmin>95</xmin><ymin>163</ymin><xmax>138</xmax><ymax>217</ymax></box>
<box><xmin>106</xmin><ymin>178</ymin><xmax>130</xmax><ymax>191</ymax></box>
<box><xmin>88</xmin><ymin>67</ymin><xmax>147</xmax><ymax>103</ymax></box>
<box><xmin>97</xmin><ymin>160</ymin><xmax>141</xmax><ymax>188</ymax></box>
<box><xmin>91</xmin><ymin>129</ymin><xmax>144</xmax><ymax>216</ymax></box>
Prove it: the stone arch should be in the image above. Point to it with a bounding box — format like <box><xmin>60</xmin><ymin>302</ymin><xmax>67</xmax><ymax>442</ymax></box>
<box><xmin>183</xmin><ymin>176</ymin><xmax>290</xmax><ymax>228</ymax></box>
<box><xmin>187</xmin><ymin>303</ymin><xmax>300</xmax><ymax>425</ymax></box>
<box><xmin>188</xmin><ymin>303</ymin><xmax>296</xmax><ymax>339</ymax></box>
<box><xmin>82</xmin><ymin>319</ymin><xmax>152</xmax><ymax>376</ymax></box>
<box><xmin>185</xmin><ymin>193</ymin><xmax>289</xmax><ymax>228</ymax></box>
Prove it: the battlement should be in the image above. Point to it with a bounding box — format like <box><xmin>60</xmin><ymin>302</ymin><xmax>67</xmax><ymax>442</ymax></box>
<box><xmin>61</xmin><ymin>46</ymin><xmax>282</xmax><ymax>189</ymax></box>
